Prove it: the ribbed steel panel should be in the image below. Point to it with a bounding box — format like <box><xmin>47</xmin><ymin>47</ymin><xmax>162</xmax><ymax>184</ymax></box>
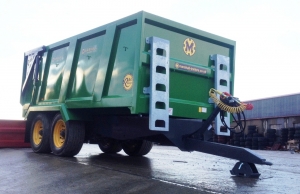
<box><xmin>244</xmin><ymin>93</ymin><xmax>300</xmax><ymax>120</ymax></box>
<box><xmin>0</xmin><ymin>120</ymin><xmax>30</xmax><ymax>148</ymax></box>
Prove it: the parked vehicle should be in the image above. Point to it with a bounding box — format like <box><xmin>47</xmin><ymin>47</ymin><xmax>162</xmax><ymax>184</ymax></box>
<box><xmin>20</xmin><ymin>11</ymin><xmax>271</xmax><ymax>177</ymax></box>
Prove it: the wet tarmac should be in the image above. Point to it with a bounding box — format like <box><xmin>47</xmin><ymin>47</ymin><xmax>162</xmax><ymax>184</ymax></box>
<box><xmin>0</xmin><ymin>144</ymin><xmax>299</xmax><ymax>194</ymax></box>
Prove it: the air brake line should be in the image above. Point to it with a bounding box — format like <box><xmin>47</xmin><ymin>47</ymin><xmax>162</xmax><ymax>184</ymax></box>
<box><xmin>209</xmin><ymin>88</ymin><xmax>253</xmax><ymax>134</ymax></box>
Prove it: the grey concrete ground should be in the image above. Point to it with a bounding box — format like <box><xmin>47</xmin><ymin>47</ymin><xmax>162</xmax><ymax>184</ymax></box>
<box><xmin>0</xmin><ymin>144</ymin><xmax>299</xmax><ymax>194</ymax></box>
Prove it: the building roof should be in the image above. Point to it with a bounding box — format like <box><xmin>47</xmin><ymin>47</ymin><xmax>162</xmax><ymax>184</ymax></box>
<box><xmin>243</xmin><ymin>93</ymin><xmax>300</xmax><ymax>120</ymax></box>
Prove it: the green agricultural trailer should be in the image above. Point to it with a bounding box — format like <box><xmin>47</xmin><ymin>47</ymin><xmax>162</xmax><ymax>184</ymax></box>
<box><xmin>20</xmin><ymin>11</ymin><xmax>271</xmax><ymax>177</ymax></box>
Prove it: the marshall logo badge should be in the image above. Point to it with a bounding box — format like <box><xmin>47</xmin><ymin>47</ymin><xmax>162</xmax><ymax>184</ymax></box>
<box><xmin>183</xmin><ymin>38</ymin><xmax>196</xmax><ymax>56</ymax></box>
<box><xmin>123</xmin><ymin>74</ymin><xmax>133</xmax><ymax>91</ymax></box>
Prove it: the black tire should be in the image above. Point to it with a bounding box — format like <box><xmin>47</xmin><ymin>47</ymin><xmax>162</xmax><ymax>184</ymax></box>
<box><xmin>281</xmin><ymin>128</ymin><xmax>288</xmax><ymax>135</ymax></box>
<box><xmin>234</xmin><ymin>141</ymin><xmax>240</xmax><ymax>146</ymax></box>
<box><xmin>258</xmin><ymin>137</ymin><xmax>267</xmax><ymax>142</ymax></box>
<box><xmin>233</xmin><ymin>134</ymin><xmax>241</xmax><ymax>139</ymax></box>
<box><xmin>289</xmin><ymin>128</ymin><xmax>295</xmax><ymax>132</ymax></box>
<box><xmin>281</xmin><ymin>128</ymin><xmax>288</xmax><ymax>132</ymax></box>
<box><xmin>265</xmin><ymin>133</ymin><xmax>276</xmax><ymax>138</ymax></box>
<box><xmin>252</xmin><ymin>137</ymin><xmax>258</xmax><ymax>142</ymax></box>
<box><xmin>246</xmin><ymin>133</ymin><xmax>253</xmax><ymax>138</ymax></box>
<box><xmin>266</xmin><ymin>129</ymin><xmax>276</xmax><ymax>134</ymax></box>
<box><xmin>218</xmin><ymin>141</ymin><xmax>226</xmax><ymax>144</ymax></box>
<box><xmin>245</xmin><ymin>142</ymin><xmax>252</xmax><ymax>146</ymax></box>
<box><xmin>248</xmin><ymin>125</ymin><xmax>257</xmax><ymax>130</ymax></box>
<box><xmin>30</xmin><ymin>114</ymin><xmax>51</xmax><ymax>153</ymax></box>
<box><xmin>98</xmin><ymin>137</ymin><xmax>122</xmax><ymax>153</ymax></box>
<box><xmin>258</xmin><ymin>142</ymin><xmax>268</xmax><ymax>146</ymax></box>
<box><xmin>294</xmin><ymin>131</ymin><xmax>300</xmax><ymax>135</ymax></box>
<box><xmin>294</xmin><ymin>134</ymin><xmax>300</xmax><ymax>138</ymax></box>
<box><xmin>253</xmin><ymin>133</ymin><xmax>259</xmax><ymax>137</ymax></box>
<box><xmin>246</xmin><ymin>137</ymin><xmax>252</xmax><ymax>141</ymax></box>
<box><xmin>267</xmin><ymin>137</ymin><xmax>276</xmax><ymax>142</ymax></box>
<box><xmin>50</xmin><ymin>114</ymin><xmax>85</xmax><ymax>157</ymax></box>
<box><xmin>122</xmin><ymin>140</ymin><xmax>153</xmax><ymax>156</ymax></box>
<box><xmin>252</xmin><ymin>146</ymin><xmax>258</xmax><ymax>150</ymax></box>
<box><xmin>258</xmin><ymin>146</ymin><xmax>265</xmax><ymax>150</ymax></box>
<box><xmin>233</xmin><ymin>137</ymin><xmax>238</xmax><ymax>141</ymax></box>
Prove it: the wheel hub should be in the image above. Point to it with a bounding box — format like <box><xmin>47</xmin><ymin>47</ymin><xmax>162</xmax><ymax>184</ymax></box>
<box><xmin>53</xmin><ymin>119</ymin><xmax>66</xmax><ymax>148</ymax></box>
<box><xmin>33</xmin><ymin>120</ymin><xmax>43</xmax><ymax>146</ymax></box>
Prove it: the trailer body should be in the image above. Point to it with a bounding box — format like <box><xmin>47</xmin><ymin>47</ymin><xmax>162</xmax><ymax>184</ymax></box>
<box><xmin>21</xmin><ymin>11</ymin><xmax>235</xmax><ymax>153</ymax></box>
<box><xmin>21</xmin><ymin>11</ymin><xmax>234</xmax><ymax>126</ymax></box>
<box><xmin>20</xmin><ymin>12</ymin><xmax>271</xmax><ymax>177</ymax></box>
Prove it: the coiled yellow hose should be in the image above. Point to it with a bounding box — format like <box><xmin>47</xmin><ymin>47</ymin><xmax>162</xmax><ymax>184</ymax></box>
<box><xmin>209</xmin><ymin>88</ymin><xmax>247</xmax><ymax>113</ymax></box>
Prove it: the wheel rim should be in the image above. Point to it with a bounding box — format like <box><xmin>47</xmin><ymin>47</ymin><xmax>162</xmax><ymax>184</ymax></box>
<box><xmin>53</xmin><ymin>119</ymin><xmax>66</xmax><ymax>148</ymax></box>
<box><xmin>33</xmin><ymin>120</ymin><xmax>43</xmax><ymax>146</ymax></box>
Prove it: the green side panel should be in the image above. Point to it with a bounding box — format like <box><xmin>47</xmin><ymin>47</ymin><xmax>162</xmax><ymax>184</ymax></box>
<box><xmin>44</xmin><ymin>45</ymin><xmax>69</xmax><ymax>101</ymax></box>
<box><xmin>135</xmin><ymin>14</ymin><xmax>235</xmax><ymax>119</ymax></box>
<box><xmin>143</xmin><ymin>23</ymin><xmax>231</xmax><ymax>68</ymax></box>
<box><xmin>21</xmin><ymin>11</ymin><xmax>236</xmax><ymax>121</ymax></box>
<box><xmin>21</xmin><ymin>69</ymin><xmax>34</xmax><ymax>105</ymax></box>
<box><xmin>106</xmin><ymin>23</ymin><xmax>137</xmax><ymax>97</ymax></box>
<box><xmin>69</xmin><ymin>33</ymin><xmax>105</xmax><ymax>99</ymax></box>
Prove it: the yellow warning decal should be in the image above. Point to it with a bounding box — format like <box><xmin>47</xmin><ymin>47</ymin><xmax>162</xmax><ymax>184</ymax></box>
<box><xmin>183</xmin><ymin>38</ymin><xmax>196</xmax><ymax>56</ymax></box>
<box><xmin>123</xmin><ymin>74</ymin><xmax>133</xmax><ymax>90</ymax></box>
<box><xmin>199</xmin><ymin>107</ymin><xmax>207</xmax><ymax>113</ymax></box>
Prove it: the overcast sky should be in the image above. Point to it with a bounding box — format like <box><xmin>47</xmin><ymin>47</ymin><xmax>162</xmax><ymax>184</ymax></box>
<box><xmin>0</xmin><ymin>0</ymin><xmax>299</xmax><ymax>119</ymax></box>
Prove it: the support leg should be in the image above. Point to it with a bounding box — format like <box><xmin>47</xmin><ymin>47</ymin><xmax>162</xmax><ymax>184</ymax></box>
<box><xmin>230</xmin><ymin>161</ymin><xmax>260</xmax><ymax>178</ymax></box>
